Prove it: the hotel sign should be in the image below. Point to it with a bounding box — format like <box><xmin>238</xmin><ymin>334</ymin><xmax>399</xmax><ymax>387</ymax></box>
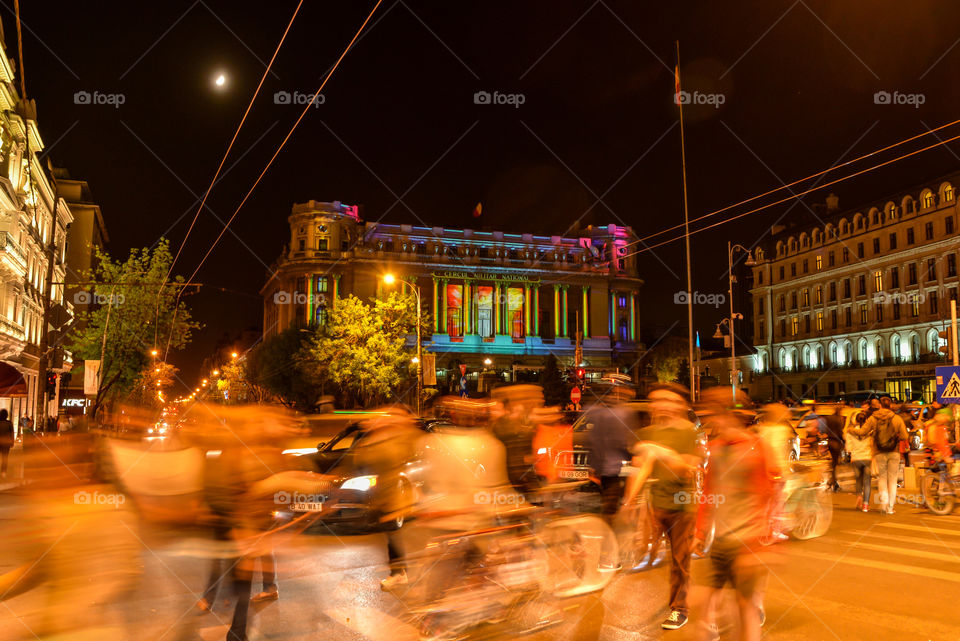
<box><xmin>433</xmin><ymin>271</ymin><xmax>540</xmax><ymax>283</ymax></box>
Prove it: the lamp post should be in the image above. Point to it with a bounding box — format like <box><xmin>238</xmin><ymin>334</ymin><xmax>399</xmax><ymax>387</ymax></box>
<box><xmin>723</xmin><ymin>242</ymin><xmax>756</xmax><ymax>403</ymax></box>
<box><xmin>384</xmin><ymin>273</ymin><xmax>423</xmax><ymax>415</ymax></box>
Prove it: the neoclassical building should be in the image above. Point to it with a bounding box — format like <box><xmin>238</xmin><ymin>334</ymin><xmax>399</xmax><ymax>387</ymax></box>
<box><xmin>0</xmin><ymin>33</ymin><xmax>74</xmax><ymax>428</ymax></box>
<box><xmin>750</xmin><ymin>177</ymin><xmax>960</xmax><ymax>402</ymax></box>
<box><xmin>262</xmin><ymin>201</ymin><xmax>644</xmax><ymax>387</ymax></box>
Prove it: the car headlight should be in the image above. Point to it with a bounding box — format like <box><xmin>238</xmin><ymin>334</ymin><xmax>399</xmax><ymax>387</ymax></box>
<box><xmin>341</xmin><ymin>475</ymin><xmax>378</xmax><ymax>492</ymax></box>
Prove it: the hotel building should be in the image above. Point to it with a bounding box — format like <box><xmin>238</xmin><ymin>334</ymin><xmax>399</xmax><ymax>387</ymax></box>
<box><xmin>749</xmin><ymin>178</ymin><xmax>960</xmax><ymax>403</ymax></box>
<box><xmin>262</xmin><ymin>201</ymin><xmax>644</xmax><ymax>386</ymax></box>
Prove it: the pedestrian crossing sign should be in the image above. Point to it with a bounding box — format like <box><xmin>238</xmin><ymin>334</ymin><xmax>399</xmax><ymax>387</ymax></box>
<box><xmin>935</xmin><ymin>366</ymin><xmax>960</xmax><ymax>403</ymax></box>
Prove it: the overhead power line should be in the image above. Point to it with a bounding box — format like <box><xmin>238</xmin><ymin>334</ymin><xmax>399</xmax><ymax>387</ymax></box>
<box><xmin>623</xmin><ymin>129</ymin><xmax>960</xmax><ymax>259</ymax></box>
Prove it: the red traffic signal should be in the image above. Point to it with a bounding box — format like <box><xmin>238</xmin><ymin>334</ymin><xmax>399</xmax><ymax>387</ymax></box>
<box><xmin>576</xmin><ymin>368</ymin><xmax>585</xmax><ymax>379</ymax></box>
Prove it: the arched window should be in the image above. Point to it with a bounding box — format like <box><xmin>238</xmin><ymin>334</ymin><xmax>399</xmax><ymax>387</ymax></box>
<box><xmin>943</xmin><ymin>183</ymin><xmax>955</xmax><ymax>203</ymax></box>
<box><xmin>911</xmin><ymin>334</ymin><xmax>920</xmax><ymax>358</ymax></box>
<box><xmin>929</xmin><ymin>328</ymin><xmax>942</xmax><ymax>353</ymax></box>
<box><xmin>816</xmin><ymin>345</ymin><xmax>824</xmax><ymax>367</ymax></box>
<box><xmin>858</xmin><ymin>338</ymin><xmax>868</xmax><ymax>364</ymax></box>
<box><xmin>875</xmin><ymin>338</ymin><xmax>884</xmax><ymax>363</ymax></box>
<box><xmin>885</xmin><ymin>202</ymin><xmax>897</xmax><ymax>221</ymax></box>
<box><xmin>870</xmin><ymin>209</ymin><xmax>881</xmax><ymax>226</ymax></box>
<box><xmin>844</xmin><ymin>341</ymin><xmax>853</xmax><ymax>363</ymax></box>
<box><xmin>891</xmin><ymin>334</ymin><xmax>901</xmax><ymax>361</ymax></box>
<box><xmin>830</xmin><ymin>342</ymin><xmax>838</xmax><ymax>364</ymax></box>
<box><xmin>922</xmin><ymin>190</ymin><xmax>936</xmax><ymax>209</ymax></box>
<box><xmin>802</xmin><ymin>346</ymin><xmax>811</xmax><ymax>369</ymax></box>
<box><xmin>855</xmin><ymin>214</ymin><xmax>865</xmax><ymax>230</ymax></box>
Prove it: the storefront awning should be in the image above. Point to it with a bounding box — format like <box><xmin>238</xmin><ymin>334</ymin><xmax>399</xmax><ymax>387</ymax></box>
<box><xmin>0</xmin><ymin>362</ymin><xmax>27</xmax><ymax>398</ymax></box>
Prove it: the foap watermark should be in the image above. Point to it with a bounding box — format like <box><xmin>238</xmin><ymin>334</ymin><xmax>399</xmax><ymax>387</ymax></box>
<box><xmin>873</xmin><ymin>291</ymin><xmax>925</xmax><ymax>305</ymax></box>
<box><xmin>673</xmin><ymin>491</ymin><xmax>725</xmax><ymax>506</ymax></box>
<box><xmin>74</xmin><ymin>291</ymin><xmax>125</xmax><ymax>306</ymax></box>
<box><xmin>274</xmin><ymin>90</ymin><xmax>325</xmax><ymax>108</ymax></box>
<box><xmin>674</xmin><ymin>290</ymin><xmax>725</xmax><ymax>308</ymax></box>
<box><xmin>473</xmin><ymin>90</ymin><xmax>525</xmax><ymax>108</ymax></box>
<box><xmin>873</xmin><ymin>90</ymin><xmax>925</xmax><ymax>108</ymax></box>
<box><xmin>474</xmin><ymin>490</ymin><xmax>526</xmax><ymax>506</ymax></box>
<box><xmin>675</xmin><ymin>90</ymin><xmax>725</xmax><ymax>108</ymax></box>
<box><xmin>74</xmin><ymin>490</ymin><xmax>126</xmax><ymax>508</ymax></box>
<box><xmin>273</xmin><ymin>291</ymin><xmax>328</xmax><ymax>306</ymax></box>
<box><xmin>274</xmin><ymin>491</ymin><xmax>327</xmax><ymax>507</ymax></box>
<box><xmin>73</xmin><ymin>90</ymin><xmax>125</xmax><ymax>108</ymax></box>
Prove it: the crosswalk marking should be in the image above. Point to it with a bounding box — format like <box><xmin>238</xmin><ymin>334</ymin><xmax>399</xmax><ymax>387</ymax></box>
<box><xmin>326</xmin><ymin>606</ymin><xmax>419</xmax><ymax>641</ymax></box>
<box><xmin>843</xmin><ymin>540</ymin><xmax>960</xmax><ymax>563</ymax></box>
<box><xmin>802</xmin><ymin>550</ymin><xmax>960</xmax><ymax>583</ymax></box>
<box><xmin>875</xmin><ymin>522</ymin><xmax>960</xmax><ymax>536</ymax></box>
<box><xmin>844</xmin><ymin>529</ymin><xmax>960</xmax><ymax>551</ymax></box>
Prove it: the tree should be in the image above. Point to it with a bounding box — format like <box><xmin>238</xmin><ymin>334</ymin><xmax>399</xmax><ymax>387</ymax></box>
<box><xmin>246</xmin><ymin>327</ymin><xmax>325</xmax><ymax>411</ymax></box>
<box><xmin>298</xmin><ymin>293</ymin><xmax>417</xmax><ymax>408</ymax></box>
<box><xmin>221</xmin><ymin>356</ymin><xmax>271</xmax><ymax>405</ymax></box>
<box><xmin>66</xmin><ymin>240</ymin><xmax>199</xmax><ymax>419</ymax></box>
<box><xmin>540</xmin><ymin>354</ymin><xmax>566</xmax><ymax>406</ymax></box>
<box><xmin>645</xmin><ymin>336</ymin><xmax>689</xmax><ymax>384</ymax></box>
<box><xmin>130</xmin><ymin>361</ymin><xmax>179</xmax><ymax>409</ymax></box>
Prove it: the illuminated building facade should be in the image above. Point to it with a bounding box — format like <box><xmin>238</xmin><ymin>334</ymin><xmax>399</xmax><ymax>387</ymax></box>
<box><xmin>750</xmin><ymin>179</ymin><xmax>960</xmax><ymax>402</ymax></box>
<box><xmin>262</xmin><ymin>201</ymin><xmax>644</xmax><ymax>384</ymax></box>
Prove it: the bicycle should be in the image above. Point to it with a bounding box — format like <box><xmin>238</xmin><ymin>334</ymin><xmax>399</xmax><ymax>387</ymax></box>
<box><xmin>762</xmin><ymin>461</ymin><xmax>833</xmax><ymax>543</ymax></box>
<box><xmin>919</xmin><ymin>449</ymin><xmax>959</xmax><ymax>515</ymax></box>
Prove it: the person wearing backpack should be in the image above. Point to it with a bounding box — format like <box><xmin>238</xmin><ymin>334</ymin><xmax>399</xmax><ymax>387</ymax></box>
<box><xmin>863</xmin><ymin>396</ymin><xmax>909</xmax><ymax>514</ymax></box>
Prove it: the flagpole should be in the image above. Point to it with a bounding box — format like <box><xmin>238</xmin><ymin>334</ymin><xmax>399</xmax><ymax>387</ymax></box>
<box><xmin>676</xmin><ymin>40</ymin><xmax>696</xmax><ymax>401</ymax></box>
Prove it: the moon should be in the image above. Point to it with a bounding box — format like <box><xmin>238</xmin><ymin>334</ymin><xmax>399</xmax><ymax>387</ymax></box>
<box><xmin>214</xmin><ymin>73</ymin><xmax>227</xmax><ymax>88</ymax></box>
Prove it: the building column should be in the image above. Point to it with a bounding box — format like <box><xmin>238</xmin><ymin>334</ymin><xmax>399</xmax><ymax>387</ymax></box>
<box><xmin>533</xmin><ymin>286</ymin><xmax>539</xmax><ymax>336</ymax></box>
<box><xmin>523</xmin><ymin>284</ymin><xmax>531</xmax><ymax>336</ymax></box>
<box><xmin>629</xmin><ymin>291</ymin><xmax>637</xmax><ymax>341</ymax></box>
<box><xmin>553</xmin><ymin>285</ymin><xmax>561</xmax><ymax>337</ymax></box>
<box><xmin>609</xmin><ymin>290</ymin><xmax>616</xmax><ymax>338</ymax></box>
<box><xmin>306</xmin><ymin>273</ymin><xmax>314</xmax><ymax>324</ymax></box>
<box><xmin>582</xmin><ymin>286</ymin><xmax>590</xmax><ymax>338</ymax></box>
<box><xmin>561</xmin><ymin>285</ymin><xmax>569</xmax><ymax>338</ymax></box>
<box><xmin>432</xmin><ymin>278</ymin><xmax>440</xmax><ymax>332</ymax></box>
<box><xmin>441</xmin><ymin>279</ymin><xmax>448</xmax><ymax>334</ymax></box>
<box><xmin>463</xmin><ymin>280</ymin><xmax>472</xmax><ymax>335</ymax></box>
<box><xmin>494</xmin><ymin>282</ymin><xmax>502</xmax><ymax>335</ymax></box>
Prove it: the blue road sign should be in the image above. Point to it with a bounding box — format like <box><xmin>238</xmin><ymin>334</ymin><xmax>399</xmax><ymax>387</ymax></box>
<box><xmin>935</xmin><ymin>366</ymin><xmax>960</xmax><ymax>403</ymax></box>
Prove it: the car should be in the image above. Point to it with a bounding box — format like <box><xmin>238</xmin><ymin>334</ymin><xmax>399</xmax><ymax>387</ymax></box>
<box><xmin>280</xmin><ymin>420</ymin><xmax>433</xmax><ymax>531</ymax></box>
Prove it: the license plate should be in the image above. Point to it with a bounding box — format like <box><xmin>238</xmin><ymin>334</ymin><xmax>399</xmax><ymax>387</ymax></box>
<box><xmin>558</xmin><ymin>470</ymin><xmax>588</xmax><ymax>479</ymax></box>
<box><xmin>292</xmin><ymin>502</ymin><xmax>324</xmax><ymax>512</ymax></box>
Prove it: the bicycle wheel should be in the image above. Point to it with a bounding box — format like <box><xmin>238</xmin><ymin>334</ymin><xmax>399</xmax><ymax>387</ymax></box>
<box><xmin>921</xmin><ymin>473</ymin><xmax>957</xmax><ymax>515</ymax></box>
<box><xmin>791</xmin><ymin>488</ymin><xmax>832</xmax><ymax>540</ymax></box>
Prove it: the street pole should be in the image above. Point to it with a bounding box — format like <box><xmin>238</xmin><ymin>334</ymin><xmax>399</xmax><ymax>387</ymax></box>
<box><xmin>415</xmin><ymin>283</ymin><xmax>423</xmax><ymax>417</ymax></box>
<box><xmin>951</xmin><ymin>299</ymin><xmax>958</xmax><ymax>367</ymax></box>
<box><xmin>728</xmin><ymin>241</ymin><xmax>737</xmax><ymax>404</ymax></box>
<box><xmin>676</xmin><ymin>41</ymin><xmax>696</xmax><ymax>401</ymax></box>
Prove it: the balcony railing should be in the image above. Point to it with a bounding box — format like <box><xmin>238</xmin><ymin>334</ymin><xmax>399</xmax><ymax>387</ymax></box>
<box><xmin>756</xmin><ymin>353</ymin><xmax>946</xmax><ymax>376</ymax></box>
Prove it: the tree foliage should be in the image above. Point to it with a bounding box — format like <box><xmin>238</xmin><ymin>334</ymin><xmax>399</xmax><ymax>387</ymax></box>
<box><xmin>67</xmin><ymin>240</ymin><xmax>199</xmax><ymax>417</ymax></box>
<box><xmin>298</xmin><ymin>293</ymin><xmax>418</xmax><ymax>408</ymax></box>
<box><xmin>245</xmin><ymin>327</ymin><xmax>324</xmax><ymax>411</ymax></box>
<box><xmin>645</xmin><ymin>336</ymin><xmax>689</xmax><ymax>384</ymax></box>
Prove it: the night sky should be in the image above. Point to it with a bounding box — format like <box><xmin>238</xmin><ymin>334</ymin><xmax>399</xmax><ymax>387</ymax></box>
<box><xmin>11</xmin><ymin>0</ymin><xmax>960</xmax><ymax>388</ymax></box>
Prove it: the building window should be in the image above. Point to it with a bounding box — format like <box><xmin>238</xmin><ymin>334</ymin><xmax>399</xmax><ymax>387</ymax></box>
<box><xmin>947</xmin><ymin>217</ymin><xmax>955</xmax><ymax>235</ymax></box>
<box><xmin>845</xmin><ymin>307</ymin><xmax>852</xmax><ymax>326</ymax></box>
<box><xmin>857</xmin><ymin>242</ymin><xmax>864</xmax><ymax>258</ymax></box>
<box><xmin>828</xmin><ymin>251</ymin><xmax>835</xmax><ymax>267</ymax></box>
<box><xmin>911</xmin><ymin>294</ymin><xmax>920</xmax><ymax>317</ymax></box>
<box><xmin>949</xmin><ymin>254</ymin><xmax>957</xmax><ymax>277</ymax></box>
<box><xmin>779</xmin><ymin>266</ymin><xmax>785</xmax><ymax>280</ymax></box>
<box><xmin>316</xmin><ymin>276</ymin><xmax>329</xmax><ymax>292</ymax></box>
<box><xmin>759</xmin><ymin>319</ymin><xmax>765</xmax><ymax>337</ymax></box>
<box><xmin>860</xmin><ymin>304</ymin><xmax>868</xmax><ymax>324</ymax></box>
<box><xmin>874</xmin><ymin>271</ymin><xmax>883</xmax><ymax>292</ymax></box>
<box><xmin>926</xmin><ymin>222</ymin><xmax>935</xmax><ymax>240</ymax></box>
<box><xmin>757</xmin><ymin>271</ymin><xmax>763</xmax><ymax>284</ymax></box>
<box><xmin>802</xmin><ymin>259</ymin><xmax>809</xmax><ymax>273</ymax></box>
<box><xmin>780</xmin><ymin>318</ymin><xmax>787</xmax><ymax>337</ymax></box>
<box><xmin>908</xmin><ymin>263</ymin><xmax>917</xmax><ymax>285</ymax></box>
<box><xmin>802</xmin><ymin>289</ymin><xmax>810</xmax><ymax>306</ymax></box>
<box><xmin>804</xmin><ymin>315</ymin><xmax>811</xmax><ymax>333</ymax></box>
<box><xmin>758</xmin><ymin>297</ymin><xmax>765</xmax><ymax>315</ymax></box>
<box><xmin>831</xmin><ymin>308</ymin><xmax>838</xmax><ymax>329</ymax></box>
<box><xmin>891</xmin><ymin>266</ymin><xmax>900</xmax><ymax>288</ymax></box>
<box><xmin>829</xmin><ymin>281</ymin><xmax>837</xmax><ymax>301</ymax></box>
<box><xmin>778</xmin><ymin>296</ymin><xmax>785</xmax><ymax>312</ymax></box>
<box><xmin>816</xmin><ymin>255</ymin><xmax>822</xmax><ymax>270</ymax></box>
<box><xmin>316</xmin><ymin>237</ymin><xmax>328</xmax><ymax>251</ymax></box>
<box><xmin>791</xmin><ymin>317</ymin><xmax>799</xmax><ymax>336</ymax></box>
<box><xmin>843</xmin><ymin>279</ymin><xmax>851</xmax><ymax>298</ymax></box>
<box><xmin>791</xmin><ymin>263</ymin><xmax>797</xmax><ymax>277</ymax></box>
<box><xmin>872</xmin><ymin>238</ymin><xmax>880</xmax><ymax>254</ymax></box>
<box><xmin>816</xmin><ymin>312</ymin><xmax>823</xmax><ymax>331</ymax></box>
<box><xmin>928</xmin><ymin>258</ymin><xmax>937</xmax><ymax>281</ymax></box>
<box><xmin>815</xmin><ymin>285</ymin><xmax>822</xmax><ymax>304</ymax></box>
<box><xmin>924</xmin><ymin>192</ymin><xmax>936</xmax><ymax>208</ymax></box>
<box><xmin>857</xmin><ymin>275</ymin><xmax>866</xmax><ymax>296</ymax></box>
<box><xmin>876</xmin><ymin>304</ymin><xmax>883</xmax><ymax>322</ymax></box>
<box><xmin>791</xmin><ymin>291</ymin><xmax>798</xmax><ymax>309</ymax></box>
<box><xmin>930</xmin><ymin>291</ymin><xmax>939</xmax><ymax>315</ymax></box>
<box><xmin>843</xmin><ymin>247</ymin><xmax>850</xmax><ymax>263</ymax></box>
<box><xmin>892</xmin><ymin>302</ymin><xmax>901</xmax><ymax>320</ymax></box>
<box><xmin>298</xmin><ymin>239</ymin><xmax>306</xmax><ymax>251</ymax></box>
<box><xmin>889</xmin><ymin>232</ymin><xmax>897</xmax><ymax>250</ymax></box>
<box><xmin>907</xmin><ymin>228</ymin><xmax>915</xmax><ymax>244</ymax></box>
<box><xmin>315</xmin><ymin>307</ymin><xmax>328</xmax><ymax>326</ymax></box>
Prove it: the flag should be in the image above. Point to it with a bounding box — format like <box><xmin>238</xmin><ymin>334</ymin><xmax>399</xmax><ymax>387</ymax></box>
<box><xmin>674</xmin><ymin>65</ymin><xmax>682</xmax><ymax>106</ymax></box>
<box><xmin>472</xmin><ymin>202</ymin><xmax>482</xmax><ymax>218</ymax></box>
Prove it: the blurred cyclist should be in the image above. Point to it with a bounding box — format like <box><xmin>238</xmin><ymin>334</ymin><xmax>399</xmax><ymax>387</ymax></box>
<box><xmin>696</xmin><ymin>387</ymin><xmax>777</xmax><ymax>641</ymax></box>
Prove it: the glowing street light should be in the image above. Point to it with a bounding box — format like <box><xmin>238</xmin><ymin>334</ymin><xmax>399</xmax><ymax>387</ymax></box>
<box><xmin>150</xmin><ymin>349</ymin><xmax>158</xmax><ymax>357</ymax></box>
<box><xmin>202</xmin><ymin>379</ymin><xmax>208</xmax><ymax>385</ymax></box>
<box><xmin>212</xmin><ymin>369</ymin><xmax>220</xmax><ymax>377</ymax></box>
<box><xmin>483</xmin><ymin>358</ymin><xmax>492</xmax><ymax>366</ymax></box>
<box><xmin>383</xmin><ymin>273</ymin><xmax>396</xmax><ymax>285</ymax></box>
<box><xmin>231</xmin><ymin>352</ymin><xmax>239</xmax><ymax>359</ymax></box>
<box><xmin>411</xmin><ymin>356</ymin><xmax>419</xmax><ymax>364</ymax></box>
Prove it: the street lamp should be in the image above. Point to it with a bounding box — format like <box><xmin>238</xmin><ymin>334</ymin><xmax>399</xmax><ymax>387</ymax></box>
<box><xmin>483</xmin><ymin>358</ymin><xmax>492</xmax><ymax>367</ymax></box>
<box><xmin>212</xmin><ymin>369</ymin><xmax>220</xmax><ymax>377</ymax></box>
<box><xmin>383</xmin><ymin>273</ymin><xmax>423</xmax><ymax>415</ymax></box>
<box><xmin>725</xmin><ymin>242</ymin><xmax>757</xmax><ymax>403</ymax></box>
<box><xmin>230</xmin><ymin>351</ymin><xmax>239</xmax><ymax>359</ymax></box>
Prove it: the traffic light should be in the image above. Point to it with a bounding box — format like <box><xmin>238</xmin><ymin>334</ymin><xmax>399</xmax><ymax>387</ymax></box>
<box><xmin>577</xmin><ymin>368</ymin><xmax>585</xmax><ymax>380</ymax></box>
<box><xmin>939</xmin><ymin>327</ymin><xmax>953</xmax><ymax>356</ymax></box>
<box><xmin>45</xmin><ymin>371</ymin><xmax>57</xmax><ymax>388</ymax></box>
